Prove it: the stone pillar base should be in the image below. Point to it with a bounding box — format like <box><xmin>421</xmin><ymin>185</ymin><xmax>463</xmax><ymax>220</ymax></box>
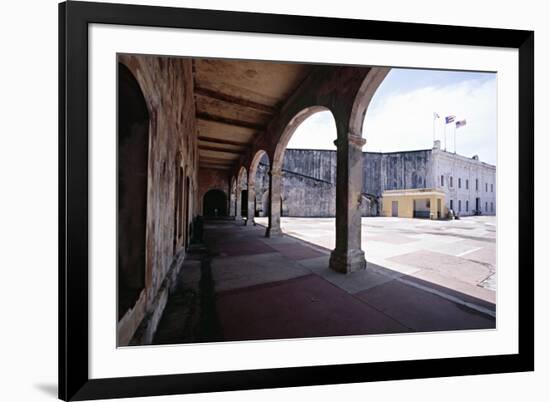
<box><xmin>244</xmin><ymin>218</ymin><xmax>254</xmax><ymax>226</ymax></box>
<box><xmin>265</xmin><ymin>226</ymin><xmax>282</xmax><ymax>237</ymax></box>
<box><xmin>329</xmin><ymin>248</ymin><xmax>366</xmax><ymax>273</ymax></box>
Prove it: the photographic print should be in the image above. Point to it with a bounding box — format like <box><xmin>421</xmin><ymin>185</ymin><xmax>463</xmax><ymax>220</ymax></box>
<box><xmin>59</xmin><ymin>1</ymin><xmax>533</xmax><ymax>399</ymax></box>
<box><xmin>117</xmin><ymin>54</ymin><xmax>497</xmax><ymax>347</ymax></box>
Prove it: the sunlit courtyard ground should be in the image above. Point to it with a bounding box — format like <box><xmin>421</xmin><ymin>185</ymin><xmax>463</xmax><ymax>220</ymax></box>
<box><xmin>255</xmin><ymin>216</ymin><xmax>496</xmax><ymax>304</ymax></box>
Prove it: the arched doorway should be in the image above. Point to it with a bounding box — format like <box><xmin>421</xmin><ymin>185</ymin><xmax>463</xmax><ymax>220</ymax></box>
<box><xmin>117</xmin><ymin>63</ymin><xmax>149</xmax><ymax>319</ymax></box>
<box><xmin>203</xmin><ymin>189</ymin><xmax>228</xmax><ymax>217</ymax></box>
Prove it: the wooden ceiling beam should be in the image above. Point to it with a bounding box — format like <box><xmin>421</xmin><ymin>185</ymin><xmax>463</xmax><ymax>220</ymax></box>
<box><xmin>198</xmin><ymin>145</ymin><xmax>244</xmax><ymax>155</ymax></box>
<box><xmin>200</xmin><ymin>157</ymin><xmax>235</xmax><ymax>164</ymax></box>
<box><xmin>194</xmin><ymin>86</ymin><xmax>276</xmax><ymax>114</ymax></box>
<box><xmin>199</xmin><ymin>164</ymin><xmax>233</xmax><ymax>171</ymax></box>
<box><xmin>198</xmin><ymin>136</ymin><xmax>251</xmax><ymax>147</ymax></box>
<box><xmin>196</xmin><ymin>111</ymin><xmax>265</xmax><ymax>131</ymax></box>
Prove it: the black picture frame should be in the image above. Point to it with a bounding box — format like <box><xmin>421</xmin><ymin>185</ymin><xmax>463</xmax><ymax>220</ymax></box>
<box><xmin>59</xmin><ymin>1</ymin><xmax>534</xmax><ymax>400</ymax></box>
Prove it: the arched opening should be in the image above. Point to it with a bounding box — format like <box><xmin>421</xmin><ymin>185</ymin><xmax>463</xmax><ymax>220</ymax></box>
<box><xmin>249</xmin><ymin>150</ymin><xmax>270</xmax><ymax>219</ymax></box>
<box><xmin>236</xmin><ymin>167</ymin><xmax>248</xmax><ymax>220</ymax></box>
<box><xmin>117</xmin><ymin>62</ymin><xmax>149</xmax><ymax>319</ymax></box>
<box><xmin>267</xmin><ymin>107</ymin><xmax>337</xmax><ymax>239</ymax></box>
<box><xmin>203</xmin><ymin>189</ymin><xmax>227</xmax><ymax>217</ymax></box>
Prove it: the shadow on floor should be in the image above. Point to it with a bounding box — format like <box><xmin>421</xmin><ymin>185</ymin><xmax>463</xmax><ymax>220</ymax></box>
<box><xmin>151</xmin><ymin>218</ymin><xmax>495</xmax><ymax>345</ymax></box>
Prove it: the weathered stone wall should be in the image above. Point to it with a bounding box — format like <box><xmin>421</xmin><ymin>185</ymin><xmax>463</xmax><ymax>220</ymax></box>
<box><xmin>117</xmin><ymin>54</ymin><xmax>198</xmax><ymax>346</ymax></box>
<box><xmin>283</xmin><ymin>149</ymin><xmax>336</xmax><ymax>183</ymax></box>
<box><xmin>253</xmin><ymin>147</ymin><xmax>495</xmax><ymax>218</ymax></box>
<box><xmin>198</xmin><ymin>168</ymin><xmax>230</xmax><ymax>214</ymax></box>
<box><xmin>282</xmin><ymin>170</ymin><xmax>336</xmax><ymax>216</ymax></box>
<box><xmin>367</xmin><ymin>150</ymin><xmax>433</xmax><ymax>193</ymax></box>
<box><xmin>254</xmin><ymin>149</ymin><xmax>433</xmax><ymax>217</ymax></box>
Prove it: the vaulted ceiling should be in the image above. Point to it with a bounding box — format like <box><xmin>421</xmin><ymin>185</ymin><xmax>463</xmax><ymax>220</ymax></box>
<box><xmin>192</xmin><ymin>58</ymin><xmax>313</xmax><ymax>171</ymax></box>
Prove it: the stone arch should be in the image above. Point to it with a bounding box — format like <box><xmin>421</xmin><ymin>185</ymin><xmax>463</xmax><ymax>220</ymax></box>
<box><xmin>117</xmin><ymin>62</ymin><xmax>150</xmax><ymax>320</ymax></box>
<box><xmin>237</xmin><ymin>166</ymin><xmax>247</xmax><ymax>188</ymax></box>
<box><xmin>348</xmin><ymin>67</ymin><xmax>391</xmax><ymax>138</ymax></box>
<box><xmin>247</xmin><ymin>150</ymin><xmax>269</xmax><ymax>220</ymax></box>
<box><xmin>249</xmin><ymin>150</ymin><xmax>269</xmax><ymax>183</ymax></box>
<box><xmin>271</xmin><ymin>106</ymin><xmax>333</xmax><ymax>173</ymax></box>
<box><xmin>117</xmin><ymin>59</ymin><xmax>155</xmax><ymax>118</ymax></box>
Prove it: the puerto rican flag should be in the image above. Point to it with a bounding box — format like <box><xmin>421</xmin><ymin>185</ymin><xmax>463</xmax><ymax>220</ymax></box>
<box><xmin>456</xmin><ymin>119</ymin><xmax>467</xmax><ymax>128</ymax></box>
<box><xmin>445</xmin><ymin>115</ymin><xmax>456</xmax><ymax>124</ymax></box>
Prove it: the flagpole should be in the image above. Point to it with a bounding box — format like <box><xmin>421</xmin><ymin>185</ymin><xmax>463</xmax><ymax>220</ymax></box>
<box><xmin>444</xmin><ymin>124</ymin><xmax>447</xmax><ymax>151</ymax></box>
<box><xmin>454</xmin><ymin>123</ymin><xmax>457</xmax><ymax>154</ymax></box>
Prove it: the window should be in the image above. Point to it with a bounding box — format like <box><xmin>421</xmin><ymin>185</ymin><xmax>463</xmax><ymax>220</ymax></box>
<box><xmin>491</xmin><ymin>183</ymin><xmax>494</xmax><ymax>192</ymax></box>
<box><xmin>458</xmin><ymin>200</ymin><xmax>462</xmax><ymax>212</ymax></box>
<box><xmin>458</xmin><ymin>178</ymin><xmax>461</xmax><ymax>188</ymax></box>
<box><xmin>485</xmin><ymin>201</ymin><xmax>488</xmax><ymax>212</ymax></box>
<box><xmin>441</xmin><ymin>175</ymin><xmax>444</xmax><ymax>186</ymax></box>
<box><xmin>491</xmin><ymin>202</ymin><xmax>494</xmax><ymax>212</ymax></box>
<box><xmin>450</xmin><ymin>176</ymin><xmax>453</xmax><ymax>187</ymax></box>
<box><xmin>450</xmin><ymin>200</ymin><xmax>454</xmax><ymax>210</ymax></box>
<box><xmin>476</xmin><ymin>179</ymin><xmax>479</xmax><ymax>191</ymax></box>
<box><xmin>466</xmin><ymin>200</ymin><xmax>469</xmax><ymax>212</ymax></box>
<box><xmin>466</xmin><ymin>179</ymin><xmax>469</xmax><ymax>189</ymax></box>
<box><xmin>486</xmin><ymin>183</ymin><xmax>488</xmax><ymax>192</ymax></box>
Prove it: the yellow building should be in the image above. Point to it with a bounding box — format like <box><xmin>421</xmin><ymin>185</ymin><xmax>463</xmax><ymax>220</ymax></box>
<box><xmin>381</xmin><ymin>188</ymin><xmax>447</xmax><ymax>219</ymax></box>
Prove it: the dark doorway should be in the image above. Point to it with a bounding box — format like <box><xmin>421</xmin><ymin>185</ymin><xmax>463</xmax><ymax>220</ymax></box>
<box><xmin>203</xmin><ymin>189</ymin><xmax>227</xmax><ymax>217</ymax></box>
<box><xmin>476</xmin><ymin>197</ymin><xmax>481</xmax><ymax>214</ymax></box>
<box><xmin>118</xmin><ymin>63</ymin><xmax>149</xmax><ymax>320</ymax></box>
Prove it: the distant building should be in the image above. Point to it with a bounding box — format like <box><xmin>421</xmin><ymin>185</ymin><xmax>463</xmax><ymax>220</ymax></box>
<box><xmin>255</xmin><ymin>140</ymin><xmax>496</xmax><ymax>219</ymax></box>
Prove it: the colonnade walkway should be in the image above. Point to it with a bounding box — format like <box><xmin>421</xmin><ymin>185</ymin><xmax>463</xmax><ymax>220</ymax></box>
<box><xmin>152</xmin><ymin>219</ymin><xmax>495</xmax><ymax>345</ymax></box>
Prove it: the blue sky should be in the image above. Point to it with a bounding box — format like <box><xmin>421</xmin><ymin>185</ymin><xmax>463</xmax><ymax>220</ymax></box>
<box><xmin>286</xmin><ymin>68</ymin><xmax>497</xmax><ymax>165</ymax></box>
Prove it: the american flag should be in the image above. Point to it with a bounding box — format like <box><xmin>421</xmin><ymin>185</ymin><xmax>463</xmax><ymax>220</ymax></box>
<box><xmin>445</xmin><ymin>115</ymin><xmax>456</xmax><ymax>124</ymax></box>
<box><xmin>456</xmin><ymin>119</ymin><xmax>467</xmax><ymax>128</ymax></box>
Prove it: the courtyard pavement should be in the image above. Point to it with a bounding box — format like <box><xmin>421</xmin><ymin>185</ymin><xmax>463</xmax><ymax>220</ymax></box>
<box><xmin>153</xmin><ymin>217</ymin><xmax>495</xmax><ymax>345</ymax></box>
<box><xmin>256</xmin><ymin>216</ymin><xmax>496</xmax><ymax>305</ymax></box>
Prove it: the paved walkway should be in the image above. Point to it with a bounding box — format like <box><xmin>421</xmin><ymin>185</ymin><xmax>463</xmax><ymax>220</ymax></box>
<box><xmin>152</xmin><ymin>219</ymin><xmax>495</xmax><ymax>345</ymax></box>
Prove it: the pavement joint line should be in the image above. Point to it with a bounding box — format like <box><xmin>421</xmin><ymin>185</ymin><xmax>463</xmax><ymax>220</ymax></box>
<box><xmin>394</xmin><ymin>277</ymin><xmax>496</xmax><ymax>318</ymax></box>
<box><xmin>456</xmin><ymin>246</ymin><xmax>484</xmax><ymax>257</ymax></box>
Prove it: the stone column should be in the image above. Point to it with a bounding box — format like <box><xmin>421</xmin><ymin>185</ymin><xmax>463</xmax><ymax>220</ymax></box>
<box><xmin>265</xmin><ymin>169</ymin><xmax>282</xmax><ymax>237</ymax></box>
<box><xmin>329</xmin><ymin>133</ymin><xmax>367</xmax><ymax>273</ymax></box>
<box><xmin>235</xmin><ymin>186</ymin><xmax>242</xmax><ymax>222</ymax></box>
<box><xmin>228</xmin><ymin>186</ymin><xmax>235</xmax><ymax>217</ymax></box>
<box><xmin>246</xmin><ymin>178</ymin><xmax>255</xmax><ymax>225</ymax></box>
